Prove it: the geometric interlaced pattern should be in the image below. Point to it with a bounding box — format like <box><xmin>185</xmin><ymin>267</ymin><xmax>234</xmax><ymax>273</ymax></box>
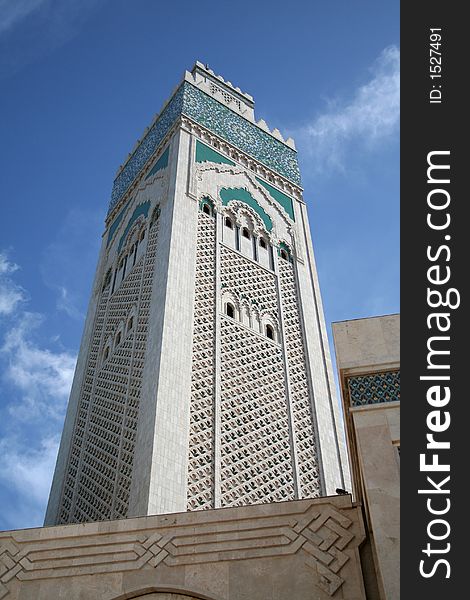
<box><xmin>187</xmin><ymin>211</ymin><xmax>217</xmax><ymax>510</ymax></box>
<box><xmin>57</xmin><ymin>216</ymin><xmax>160</xmax><ymax>524</ymax></box>
<box><xmin>187</xmin><ymin>221</ymin><xmax>322</xmax><ymax>509</ymax></box>
<box><xmin>220</xmin><ymin>244</ymin><xmax>278</xmax><ymax>314</ymax></box>
<box><xmin>220</xmin><ymin>317</ymin><xmax>295</xmax><ymax>506</ymax></box>
<box><xmin>279</xmin><ymin>259</ymin><xmax>321</xmax><ymax>497</ymax></box>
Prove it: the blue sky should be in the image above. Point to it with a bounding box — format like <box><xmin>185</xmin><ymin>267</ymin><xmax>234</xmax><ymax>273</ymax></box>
<box><xmin>0</xmin><ymin>0</ymin><xmax>399</xmax><ymax>530</ymax></box>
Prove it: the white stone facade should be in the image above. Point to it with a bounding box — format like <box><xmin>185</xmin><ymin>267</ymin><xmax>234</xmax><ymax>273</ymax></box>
<box><xmin>45</xmin><ymin>63</ymin><xmax>349</xmax><ymax>526</ymax></box>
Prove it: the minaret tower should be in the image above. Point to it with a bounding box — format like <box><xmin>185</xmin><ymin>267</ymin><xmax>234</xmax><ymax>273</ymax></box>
<box><xmin>45</xmin><ymin>62</ymin><xmax>349</xmax><ymax>525</ymax></box>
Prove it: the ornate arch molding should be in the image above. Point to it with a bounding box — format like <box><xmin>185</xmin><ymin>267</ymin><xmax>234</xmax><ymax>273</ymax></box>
<box><xmin>195</xmin><ymin>163</ymin><xmax>301</xmax><ymax>258</ymax></box>
<box><xmin>117</xmin><ymin>201</ymin><xmax>151</xmax><ymax>254</ymax></box>
<box><xmin>196</xmin><ymin>163</ymin><xmax>290</xmax><ymax>226</ymax></box>
<box><xmin>106</xmin><ymin>174</ymin><xmax>166</xmax><ymax>256</ymax></box>
<box><xmin>225</xmin><ymin>202</ymin><xmax>267</xmax><ymax>239</ymax></box>
<box><xmin>121</xmin><ymin>215</ymin><xmax>147</xmax><ymax>255</ymax></box>
<box><xmin>110</xmin><ymin>586</ymin><xmax>220</xmax><ymax>600</ymax></box>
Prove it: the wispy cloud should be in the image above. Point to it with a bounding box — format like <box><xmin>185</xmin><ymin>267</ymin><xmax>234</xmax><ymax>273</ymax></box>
<box><xmin>0</xmin><ymin>251</ymin><xmax>25</xmax><ymax>315</ymax></box>
<box><xmin>56</xmin><ymin>285</ymin><xmax>85</xmax><ymax>320</ymax></box>
<box><xmin>1</xmin><ymin>311</ymin><xmax>76</xmax><ymax>420</ymax></box>
<box><xmin>41</xmin><ymin>207</ymin><xmax>102</xmax><ymax>321</ymax></box>
<box><xmin>294</xmin><ymin>45</ymin><xmax>400</xmax><ymax>174</ymax></box>
<box><xmin>0</xmin><ymin>434</ymin><xmax>60</xmax><ymax>528</ymax></box>
<box><xmin>0</xmin><ymin>0</ymin><xmax>106</xmax><ymax>79</ymax></box>
<box><xmin>0</xmin><ymin>0</ymin><xmax>48</xmax><ymax>36</ymax></box>
<box><xmin>0</xmin><ymin>252</ymin><xmax>19</xmax><ymax>275</ymax></box>
<box><xmin>0</xmin><ymin>435</ymin><xmax>59</xmax><ymax>505</ymax></box>
<box><xmin>0</xmin><ymin>249</ymin><xmax>76</xmax><ymax>528</ymax></box>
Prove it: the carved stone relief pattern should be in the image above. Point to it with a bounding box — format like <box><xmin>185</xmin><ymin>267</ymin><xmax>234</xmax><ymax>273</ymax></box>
<box><xmin>195</xmin><ymin>163</ymin><xmax>293</xmax><ymax>243</ymax></box>
<box><xmin>219</xmin><ymin>245</ymin><xmax>295</xmax><ymax>506</ymax></box>
<box><xmin>219</xmin><ymin>316</ymin><xmax>295</xmax><ymax>506</ymax></box>
<box><xmin>220</xmin><ymin>244</ymin><xmax>278</xmax><ymax>315</ymax></box>
<box><xmin>58</xmin><ymin>216</ymin><xmax>160</xmax><ymax>524</ymax></box>
<box><xmin>279</xmin><ymin>259</ymin><xmax>322</xmax><ymax>498</ymax></box>
<box><xmin>0</xmin><ymin>499</ymin><xmax>362</xmax><ymax>599</ymax></box>
<box><xmin>186</xmin><ymin>211</ymin><xmax>216</xmax><ymax>510</ymax></box>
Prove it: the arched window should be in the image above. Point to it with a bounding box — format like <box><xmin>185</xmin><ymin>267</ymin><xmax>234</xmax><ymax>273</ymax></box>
<box><xmin>150</xmin><ymin>205</ymin><xmax>160</xmax><ymax>227</ymax></box>
<box><xmin>280</xmin><ymin>249</ymin><xmax>289</xmax><ymax>261</ymax></box>
<box><xmin>226</xmin><ymin>303</ymin><xmax>235</xmax><ymax>319</ymax></box>
<box><xmin>225</xmin><ymin>217</ymin><xmax>233</xmax><ymax>229</ymax></box>
<box><xmin>259</xmin><ymin>238</ymin><xmax>267</xmax><ymax>249</ymax></box>
<box><xmin>202</xmin><ymin>203</ymin><xmax>211</xmax><ymax>215</ymax></box>
<box><xmin>266</xmin><ymin>324</ymin><xmax>275</xmax><ymax>340</ymax></box>
<box><xmin>115</xmin><ymin>331</ymin><xmax>121</xmax><ymax>346</ymax></box>
<box><xmin>102</xmin><ymin>268</ymin><xmax>112</xmax><ymax>291</ymax></box>
<box><xmin>127</xmin><ymin>316</ymin><xmax>134</xmax><ymax>332</ymax></box>
<box><xmin>103</xmin><ymin>346</ymin><xmax>109</xmax><ymax>361</ymax></box>
<box><xmin>242</xmin><ymin>227</ymin><xmax>251</xmax><ymax>239</ymax></box>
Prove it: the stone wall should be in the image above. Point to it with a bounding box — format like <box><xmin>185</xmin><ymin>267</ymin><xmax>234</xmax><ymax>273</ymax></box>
<box><xmin>332</xmin><ymin>315</ymin><xmax>400</xmax><ymax>600</ymax></box>
<box><xmin>1</xmin><ymin>496</ymin><xmax>366</xmax><ymax>600</ymax></box>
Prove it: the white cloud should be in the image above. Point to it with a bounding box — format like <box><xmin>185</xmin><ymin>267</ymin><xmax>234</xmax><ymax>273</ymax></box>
<box><xmin>0</xmin><ymin>252</ymin><xmax>19</xmax><ymax>275</ymax></box>
<box><xmin>0</xmin><ymin>434</ymin><xmax>59</xmax><ymax>505</ymax></box>
<box><xmin>0</xmin><ymin>251</ymin><xmax>25</xmax><ymax>315</ymax></box>
<box><xmin>295</xmin><ymin>45</ymin><xmax>400</xmax><ymax>174</ymax></box>
<box><xmin>0</xmin><ymin>0</ymin><xmax>48</xmax><ymax>35</ymax></box>
<box><xmin>56</xmin><ymin>285</ymin><xmax>85</xmax><ymax>320</ymax></box>
<box><xmin>0</xmin><ymin>250</ymin><xmax>76</xmax><ymax>528</ymax></box>
<box><xmin>0</xmin><ymin>434</ymin><xmax>59</xmax><ymax>528</ymax></box>
<box><xmin>0</xmin><ymin>283</ymin><xmax>24</xmax><ymax>315</ymax></box>
<box><xmin>1</xmin><ymin>312</ymin><xmax>76</xmax><ymax>420</ymax></box>
<box><xmin>40</xmin><ymin>207</ymin><xmax>102</xmax><ymax>321</ymax></box>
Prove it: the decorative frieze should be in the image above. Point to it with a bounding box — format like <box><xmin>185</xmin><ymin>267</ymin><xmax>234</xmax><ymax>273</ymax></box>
<box><xmin>1</xmin><ymin>497</ymin><xmax>364</xmax><ymax>600</ymax></box>
<box><xmin>182</xmin><ymin>84</ymin><xmax>300</xmax><ymax>185</ymax></box>
<box><xmin>109</xmin><ymin>82</ymin><xmax>301</xmax><ymax>216</ymax></box>
<box><xmin>347</xmin><ymin>371</ymin><xmax>400</xmax><ymax>407</ymax></box>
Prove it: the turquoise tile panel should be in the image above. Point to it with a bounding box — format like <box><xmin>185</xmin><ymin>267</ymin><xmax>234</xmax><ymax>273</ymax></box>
<box><xmin>195</xmin><ymin>140</ymin><xmax>235</xmax><ymax>166</ymax></box>
<box><xmin>109</xmin><ymin>85</ymin><xmax>185</xmax><ymax>216</ymax></box>
<box><xmin>255</xmin><ymin>177</ymin><xmax>294</xmax><ymax>221</ymax></box>
<box><xmin>145</xmin><ymin>146</ymin><xmax>169</xmax><ymax>179</ymax></box>
<box><xmin>220</xmin><ymin>187</ymin><xmax>273</xmax><ymax>232</ymax></box>
<box><xmin>182</xmin><ymin>84</ymin><xmax>300</xmax><ymax>186</ymax></box>
<box><xmin>109</xmin><ymin>82</ymin><xmax>301</xmax><ymax>216</ymax></box>
<box><xmin>117</xmin><ymin>200</ymin><xmax>151</xmax><ymax>253</ymax></box>
<box><xmin>347</xmin><ymin>371</ymin><xmax>400</xmax><ymax>407</ymax></box>
<box><xmin>107</xmin><ymin>200</ymin><xmax>130</xmax><ymax>247</ymax></box>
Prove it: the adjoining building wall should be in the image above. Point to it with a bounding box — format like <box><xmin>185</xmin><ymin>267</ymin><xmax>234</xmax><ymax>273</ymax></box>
<box><xmin>1</xmin><ymin>496</ymin><xmax>367</xmax><ymax>600</ymax></box>
<box><xmin>332</xmin><ymin>314</ymin><xmax>400</xmax><ymax>600</ymax></box>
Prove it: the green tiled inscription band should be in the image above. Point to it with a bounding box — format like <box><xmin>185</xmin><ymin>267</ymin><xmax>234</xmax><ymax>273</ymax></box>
<box><xmin>347</xmin><ymin>371</ymin><xmax>400</xmax><ymax>407</ymax></box>
<box><xmin>109</xmin><ymin>82</ymin><xmax>300</xmax><ymax>216</ymax></box>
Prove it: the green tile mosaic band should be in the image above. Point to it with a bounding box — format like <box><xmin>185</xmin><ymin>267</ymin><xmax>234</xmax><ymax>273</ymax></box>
<box><xmin>109</xmin><ymin>83</ymin><xmax>300</xmax><ymax>216</ymax></box>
